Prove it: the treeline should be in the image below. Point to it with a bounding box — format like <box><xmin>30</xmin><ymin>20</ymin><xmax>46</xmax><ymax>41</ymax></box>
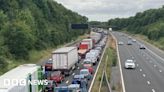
<box><xmin>0</xmin><ymin>0</ymin><xmax>88</xmax><ymax>70</ymax></box>
<box><xmin>108</xmin><ymin>6</ymin><xmax>164</xmax><ymax>41</ymax></box>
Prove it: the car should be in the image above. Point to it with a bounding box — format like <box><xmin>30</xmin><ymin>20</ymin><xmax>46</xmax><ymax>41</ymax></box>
<box><xmin>85</xmin><ymin>52</ymin><xmax>98</xmax><ymax>65</ymax></box>
<box><xmin>54</xmin><ymin>84</ymin><xmax>82</xmax><ymax>92</ymax></box>
<box><xmin>72</xmin><ymin>75</ymin><xmax>87</xmax><ymax>84</ymax></box>
<box><xmin>45</xmin><ymin>80</ymin><xmax>58</xmax><ymax>92</ymax></box>
<box><xmin>45</xmin><ymin>59</ymin><xmax>53</xmax><ymax>71</ymax></box>
<box><xmin>84</xmin><ymin>66</ymin><xmax>94</xmax><ymax>74</ymax></box>
<box><xmin>80</xmin><ymin>69</ymin><xmax>92</xmax><ymax>80</ymax></box>
<box><xmin>83</xmin><ymin>59</ymin><xmax>92</xmax><ymax>67</ymax></box>
<box><xmin>127</xmin><ymin>40</ymin><xmax>132</xmax><ymax>45</ymax></box>
<box><xmin>124</xmin><ymin>59</ymin><xmax>136</xmax><ymax>69</ymax></box>
<box><xmin>118</xmin><ymin>41</ymin><xmax>124</xmax><ymax>45</ymax></box>
<box><xmin>132</xmin><ymin>39</ymin><xmax>136</xmax><ymax>42</ymax></box>
<box><xmin>128</xmin><ymin>36</ymin><xmax>132</xmax><ymax>39</ymax></box>
<box><xmin>50</xmin><ymin>71</ymin><xmax>64</xmax><ymax>83</ymax></box>
<box><xmin>95</xmin><ymin>47</ymin><xmax>102</xmax><ymax>52</ymax></box>
<box><xmin>139</xmin><ymin>44</ymin><xmax>146</xmax><ymax>49</ymax></box>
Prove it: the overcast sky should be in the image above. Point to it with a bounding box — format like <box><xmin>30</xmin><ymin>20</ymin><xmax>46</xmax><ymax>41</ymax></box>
<box><xmin>55</xmin><ymin>0</ymin><xmax>164</xmax><ymax>21</ymax></box>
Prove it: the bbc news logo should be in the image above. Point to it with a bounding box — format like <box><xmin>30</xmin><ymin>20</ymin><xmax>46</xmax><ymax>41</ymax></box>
<box><xmin>3</xmin><ymin>79</ymin><xmax>49</xmax><ymax>86</ymax></box>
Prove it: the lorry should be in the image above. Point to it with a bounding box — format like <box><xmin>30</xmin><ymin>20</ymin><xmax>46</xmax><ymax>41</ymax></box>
<box><xmin>52</xmin><ymin>47</ymin><xmax>78</xmax><ymax>76</ymax></box>
<box><xmin>81</xmin><ymin>39</ymin><xmax>93</xmax><ymax>50</ymax></box>
<box><xmin>0</xmin><ymin>64</ymin><xmax>44</xmax><ymax>92</ymax></box>
<box><xmin>78</xmin><ymin>39</ymin><xmax>93</xmax><ymax>59</ymax></box>
<box><xmin>90</xmin><ymin>32</ymin><xmax>102</xmax><ymax>45</ymax></box>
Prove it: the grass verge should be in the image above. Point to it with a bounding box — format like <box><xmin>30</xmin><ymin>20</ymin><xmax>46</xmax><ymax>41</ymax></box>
<box><xmin>91</xmin><ymin>35</ymin><xmax>117</xmax><ymax>92</ymax></box>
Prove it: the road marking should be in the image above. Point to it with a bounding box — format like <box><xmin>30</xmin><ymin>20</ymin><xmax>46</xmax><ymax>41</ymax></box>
<box><xmin>143</xmin><ymin>74</ymin><xmax>146</xmax><ymax>77</ymax></box>
<box><xmin>152</xmin><ymin>89</ymin><xmax>156</xmax><ymax>92</ymax></box>
<box><xmin>154</xmin><ymin>65</ymin><xmax>157</xmax><ymax>67</ymax></box>
<box><xmin>111</xmin><ymin>33</ymin><xmax>126</xmax><ymax>92</ymax></box>
<box><xmin>146</xmin><ymin>46</ymin><xmax>164</xmax><ymax>62</ymax></box>
<box><xmin>72</xmin><ymin>73</ymin><xmax>75</xmax><ymax>75</ymax></box>
<box><xmin>159</xmin><ymin>70</ymin><xmax>162</xmax><ymax>72</ymax></box>
<box><xmin>147</xmin><ymin>81</ymin><xmax>150</xmax><ymax>85</ymax></box>
<box><xmin>140</xmin><ymin>69</ymin><xmax>142</xmax><ymax>71</ymax></box>
<box><xmin>66</xmin><ymin>80</ymin><xmax>69</xmax><ymax>84</ymax></box>
<box><xmin>136</xmin><ymin>64</ymin><xmax>139</xmax><ymax>67</ymax></box>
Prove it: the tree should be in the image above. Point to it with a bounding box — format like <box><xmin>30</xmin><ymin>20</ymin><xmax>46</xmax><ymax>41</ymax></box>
<box><xmin>3</xmin><ymin>21</ymin><xmax>34</xmax><ymax>59</ymax></box>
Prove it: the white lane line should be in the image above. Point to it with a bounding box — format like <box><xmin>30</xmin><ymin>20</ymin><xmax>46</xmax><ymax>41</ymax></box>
<box><xmin>72</xmin><ymin>73</ymin><xmax>75</xmax><ymax>76</ymax></box>
<box><xmin>66</xmin><ymin>80</ymin><xmax>69</xmax><ymax>84</ymax></box>
<box><xmin>111</xmin><ymin>33</ymin><xmax>126</xmax><ymax>92</ymax></box>
<box><xmin>159</xmin><ymin>70</ymin><xmax>162</xmax><ymax>72</ymax></box>
<box><xmin>147</xmin><ymin>81</ymin><xmax>150</xmax><ymax>85</ymax></box>
<box><xmin>140</xmin><ymin>69</ymin><xmax>142</xmax><ymax>71</ymax></box>
<box><xmin>152</xmin><ymin>89</ymin><xmax>156</xmax><ymax>92</ymax></box>
<box><xmin>143</xmin><ymin>74</ymin><xmax>146</xmax><ymax>77</ymax></box>
<box><xmin>146</xmin><ymin>46</ymin><xmax>164</xmax><ymax>62</ymax></box>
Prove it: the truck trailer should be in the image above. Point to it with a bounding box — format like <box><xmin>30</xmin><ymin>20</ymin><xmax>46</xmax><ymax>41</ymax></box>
<box><xmin>0</xmin><ymin>64</ymin><xmax>44</xmax><ymax>92</ymax></box>
<box><xmin>52</xmin><ymin>47</ymin><xmax>78</xmax><ymax>75</ymax></box>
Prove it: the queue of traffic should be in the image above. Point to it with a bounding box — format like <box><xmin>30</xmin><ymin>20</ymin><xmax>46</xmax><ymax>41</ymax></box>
<box><xmin>0</xmin><ymin>31</ymin><xmax>107</xmax><ymax>92</ymax></box>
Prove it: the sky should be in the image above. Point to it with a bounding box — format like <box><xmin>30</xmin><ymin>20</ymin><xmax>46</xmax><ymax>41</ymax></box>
<box><xmin>55</xmin><ymin>0</ymin><xmax>164</xmax><ymax>22</ymax></box>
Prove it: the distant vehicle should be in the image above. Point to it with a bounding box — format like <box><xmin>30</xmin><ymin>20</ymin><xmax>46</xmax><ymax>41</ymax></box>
<box><xmin>127</xmin><ymin>40</ymin><xmax>132</xmax><ymax>45</ymax></box>
<box><xmin>45</xmin><ymin>59</ymin><xmax>53</xmax><ymax>71</ymax></box>
<box><xmin>118</xmin><ymin>41</ymin><xmax>124</xmax><ymax>45</ymax></box>
<box><xmin>45</xmin><ymin>80</ymin><xmax>58</xmax><ymax>92</ymax></box>
<box><xmin>128</xmin><ymin>36</ymin><xmax>132</xmax><ymax>39</ymax></box>
<box><xmin>132</xmin><ymin>39</ymin><xmax>136</xmax><ymax>42</ymax></box>
<box><xmin>83</xmin><ymin>59</ymin><xmax>92</xmax><ymax>67</ymax></box>
<box><xmin>52</xmin><ymin>47</ymin><xmax>78</xmax><ymax>75</ymax></box>
<box><xmin>50</xmin><ymin>71</ymin><xmax>64</xmax><ymax>83</ymax></box>
<box><xmin>139</xmin><ymin>44</ymin><xmax>146</xmax><ymax>49</ymax></box>
<box><xmin>125</xmin><ymin>59</ymin><xmax>136</xmax><ymax>69</ymax></box>
<box><xmin>80</xmin><ymin>69</ymin><xmax>92</xmax><ymax>80</ymax></box>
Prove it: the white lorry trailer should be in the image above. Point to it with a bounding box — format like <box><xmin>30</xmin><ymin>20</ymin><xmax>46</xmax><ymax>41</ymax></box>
<box><xmin>0</xmin><ymin>64</ymin><xmax>44</xmax><ymax>92</ymax></box>
<box><xmin>52</xmin><ymin>47</ymin><xmax>78</xmax><ymax>75</ymax></box>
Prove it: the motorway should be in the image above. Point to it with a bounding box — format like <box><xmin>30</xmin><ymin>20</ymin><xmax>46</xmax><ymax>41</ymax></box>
<box><xmin>39</xmin><ymin>33</ymin><xmax>107</xmax><ymax>91</ymax></box>
<box><xmin>112</xmin><ymin>31</ymin><xmax>164</xmax><ymax>92</ymax></box>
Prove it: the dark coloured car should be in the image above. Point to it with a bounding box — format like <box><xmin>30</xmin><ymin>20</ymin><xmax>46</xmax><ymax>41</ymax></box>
<box><xmin>127</xmin><ymin>40</ymin><xmax>132</xmax><ymax>45</ymax></box>
<box><xmin>45</xmin><ymin>59</ymin><xmax>53</xmax><ymax>71</ymax></box>
<box><xmin>72</xmin><ymin>75</ymin><xmax>88</xmax><ymax>87</ymax></box>
<box><xmin>44</xmin><ymin>80</ymin><xmax>58</xmax><ymax>92</ymax></box>
<box><xmin>139</xmin><ymin>45</ymin><xmax>146</xmax><ymax>49</ymax></box>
